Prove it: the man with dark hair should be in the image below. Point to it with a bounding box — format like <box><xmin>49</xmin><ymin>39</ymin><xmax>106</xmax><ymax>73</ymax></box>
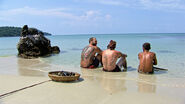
<box><xmin>89</xmin><ymin>37</ymin><xmax>94</xmax><ymax>44</ymax></box>
<box><xmin>81</xmin><ymin>37</ymin><xmax>102</xmax><ymax>68</ymax></box>
<box><xmin>102</xmin><ymin>40</ymin><xmax>127</xmax><ymax>72</ymax></box>
<box><xmin>138</xmin><ymin>42</ymin><xmax>157</xmax><ymax>74</ymax></box>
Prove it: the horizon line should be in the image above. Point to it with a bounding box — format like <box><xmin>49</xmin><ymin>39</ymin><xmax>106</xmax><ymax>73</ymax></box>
<box><xmin>53</xmin><ymin>33</ymin><xmax>185</xmax><ymax>36</ymax></box>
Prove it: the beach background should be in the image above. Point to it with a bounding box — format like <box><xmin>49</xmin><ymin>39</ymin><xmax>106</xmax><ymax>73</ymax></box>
<box><xmin>0</xmin><ymin>33</ymin><xmax>185</xmax><ymax>104</ymax></box>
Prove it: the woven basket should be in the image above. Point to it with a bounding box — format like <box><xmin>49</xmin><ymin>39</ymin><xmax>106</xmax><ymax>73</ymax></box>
<box><xmin>48</xmin><ymin>71</ymin><xmax>80</xmax><ymax>82</ymax></box>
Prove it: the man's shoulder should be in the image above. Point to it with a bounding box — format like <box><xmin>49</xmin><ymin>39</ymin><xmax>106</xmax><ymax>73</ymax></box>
<box><xmin>93</xmin><ymin>46</ymin><xmax>102</xmax><ymax>51</ymax></box>
<box><xmin>103</xmin><ymin>49</ymin><xmax>114</xmax><ymax>53</ymax></box>
<box><xmin>84</xmin><ymin>45</ymin><xmax>96</xmax><ymax>49</ymax></box>
<box><xmin>149</xmin><ymin>52</ymin><xmax>156</xmax><ymax>57</ymax></box>
<box><xmin>84</xmin><ymin>45</ymin><xmax>90</xmax><ymax>48</ymax></box>
<box><xmin>149</xmin><ymin>52</ymin><xmax>156</xmax><ymax>55</ymax></box>
<box><xmin>82</xmin><ymin>45</ymin><xmax>95</xmax><ymax>52</ymax></box>
<box><xmin>111</xmin><ymin>50</ymin><xmax>122</xmax><ymax>56</ymax></box>
<box><xmin>87</xmin><ymin>45</ymin><xmax>96</xmax><ymax>48</ymax></box>
<box><xmin>111</xmin><ymin>50</ymin><xmax>118</xmax><ymax>53</ymax></box>
<box><xmin>138</xmin><ymin>52</ymin><xmax>143</xmax><ymax>55</ymax></box>
<box><xmin>105</xmin><ymin>49</ymin><xmax>118</xmax><ymax>53</ymax></box>
<box><xmin>103</xmin><ymin>49</ymin><xmax>110</xmax><ymax>53</ymax></box>
<box><xmin>114</xmin><ymin>50</ymin><xmax>121</xmax><ymax>54</ymax></box>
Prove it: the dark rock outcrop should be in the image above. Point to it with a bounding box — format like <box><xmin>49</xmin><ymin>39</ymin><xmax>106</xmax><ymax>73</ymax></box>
<box><xmin>17</xmin><ymin>25</ymin><xmax>60</xmax><ymax>59</ymax></box>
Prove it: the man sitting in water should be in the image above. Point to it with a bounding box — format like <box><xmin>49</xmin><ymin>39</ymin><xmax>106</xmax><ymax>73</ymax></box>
<box><xmin>138</xmin><ymin>42</ymin><xmax>157</xmax><ymax>74</ymax></box>
<box><xmin>102</xmin><ymin>40</ymin><xmax>127</xmax><ymax>72</ymax></box>
<box><xmin>80</xmin><ymin>37</ymin><xmax>102</xmax><ymax>68</ymax></box>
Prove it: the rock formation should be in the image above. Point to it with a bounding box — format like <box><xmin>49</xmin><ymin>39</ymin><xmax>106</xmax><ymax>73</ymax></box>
<box><xmin>17</xmin><ymin>25</ymin><xmax>60</xmax><ymax>58</ymax></box>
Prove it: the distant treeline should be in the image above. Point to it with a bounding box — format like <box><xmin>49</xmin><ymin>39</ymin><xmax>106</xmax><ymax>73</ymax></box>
<box><xmin>0</xmin><ymin>26</ymin><xmax>52</xmax><ymax>37</ymax></box>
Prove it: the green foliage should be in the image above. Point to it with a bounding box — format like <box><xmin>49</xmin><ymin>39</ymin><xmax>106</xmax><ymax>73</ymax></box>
<box><xmin>0</xmin><ymin>26</ymin><xmax>52</xmax><ymax>37</ymax></box>
<box><xmin>0</xmin><ymin>26</ymin><xmax>21</xmax><ymax>37</ymax></box>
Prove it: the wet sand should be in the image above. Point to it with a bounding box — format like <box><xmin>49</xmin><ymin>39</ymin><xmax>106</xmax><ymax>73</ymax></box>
<box><xmin>0</xmin><ymin>56</ymin><xmax>185</xmax><ymax>104</ymax></box>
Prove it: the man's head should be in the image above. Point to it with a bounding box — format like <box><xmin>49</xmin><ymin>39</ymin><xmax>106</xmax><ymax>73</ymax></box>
<box><xmin>107</xmin><ymin>40</ymin><xmax>116</xmax><ymax>50</ymax></box>
<box><xmin>89</xmin><ymin>37</ymin><xmax>97</xmax><ymax>46</ymax></box>
<box><xmin>143</xmin><ymin>42</ymin><xmax>151</xmax><ymax>51</ymax></box>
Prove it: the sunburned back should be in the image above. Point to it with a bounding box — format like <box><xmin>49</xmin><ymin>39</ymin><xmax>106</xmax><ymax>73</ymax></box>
<box><xmin>138</xmin><ymin>52</ymin><xmax>156</xmax><ymax>73</ymax></box>
<box><xmin>81</xmin><ymin>45</ymin><xmax>96</xmax><ymax>67</ymax></box>
<box><xmin>102</xmin><ymin>50</ymin><xmax>119</xmax><ymax>71</ymax></box>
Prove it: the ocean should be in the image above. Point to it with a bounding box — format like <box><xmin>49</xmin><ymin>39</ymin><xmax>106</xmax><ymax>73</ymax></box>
<box><xmin>0</xmin><ymin>33</ymin><xmax>185</xmax><ymax>78</ymax></box>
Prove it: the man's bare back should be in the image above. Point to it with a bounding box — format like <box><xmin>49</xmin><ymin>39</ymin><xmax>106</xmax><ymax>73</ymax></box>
<box><xmin>102</xmin><ymin>50</ymin><xmax>122</xmax><ymax>71</ymax></box>
<box><xmin>138</xmin><ymin>43</ymin><xmax>157</xmax><ymax>73</ymax></box>
<box><xmin>81</xmin><ymin>37</ymin><xmax>102</xmax><ymax>68</ymax></box>
<box><xmin>102</xmin><ymin>40</ymin><xmax>127</xmax><ymax>72</ymax></box>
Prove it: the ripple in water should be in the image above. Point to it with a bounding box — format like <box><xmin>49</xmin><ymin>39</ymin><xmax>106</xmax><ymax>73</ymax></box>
<box><xmin>61</xmin><ymin>50</ymin><xmax>68</xmax><ymax>53</ymax></box>
<box><xmin>70</xmin><ymin>48</ymin><xmax>83</xmax><ymax>51</ymax></box>
<box><xmin>157</xmin><ymin>50</ymin><xmax>175</xmax><ymax>53</ymax></box>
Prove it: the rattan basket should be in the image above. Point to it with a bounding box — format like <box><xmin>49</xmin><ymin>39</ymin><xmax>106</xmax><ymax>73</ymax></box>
<box><xmin>48</xmin><ymin>71</ymin><xmax>80</xmax><ymax>82</ymax></box>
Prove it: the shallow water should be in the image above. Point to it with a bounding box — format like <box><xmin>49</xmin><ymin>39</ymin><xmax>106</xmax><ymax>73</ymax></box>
<box><xmin>0</xmin><ymin>34</ymin><xmax>185</xmax><ymax>79</ymax></box>
<box><xmin>0</xmin><ymin>34</ymin><xmax>185</xmax><ymax>104</ymax></box>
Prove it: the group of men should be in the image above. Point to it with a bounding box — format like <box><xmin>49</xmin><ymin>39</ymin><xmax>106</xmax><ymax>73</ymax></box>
<box><xmin>80</xmin><ymin>37</ymin><xmax>157</xmax><ymax>74</ymax></box>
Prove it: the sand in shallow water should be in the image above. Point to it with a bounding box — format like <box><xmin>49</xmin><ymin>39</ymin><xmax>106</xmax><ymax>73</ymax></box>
<box><xmin>0</xmin><ymin>56</ymin><xmax>185</xmax><ymax>104</ymax></box>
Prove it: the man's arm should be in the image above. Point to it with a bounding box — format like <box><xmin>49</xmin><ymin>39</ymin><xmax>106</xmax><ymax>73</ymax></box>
<box><xmin>96</xmin><ymin>47</ymin><xmax>102</xmax><ymax>55</ymax></box>
<box><xmin>138</xmin><ymin>53</ymin><xmax>141</xmax><ymax>60</ymax></box>
<box><xmin>118</xmin><ymin>51</ymin><xmax>127</xmax><ymax>58</ymax></box>
<box><xmin>153</xmin><ymin>53</ymin><xmax>157</xmax><ymax>65</ymax></box>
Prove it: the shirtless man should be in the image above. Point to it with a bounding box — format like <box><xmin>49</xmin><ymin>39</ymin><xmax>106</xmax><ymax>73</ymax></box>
<box><xmin>81</xmin><ymin>37</ymin><xmax>102</xmax><ymax>68</ymax></box>
<box><xmin>102</xmin><ymin>40</ymin><xmax>127</xmax><ymax>72</ymax></box>
<box><xmin>138</xmin><ymin>42</ymin><xmax>157</xmax><ymax>74</ymax></box>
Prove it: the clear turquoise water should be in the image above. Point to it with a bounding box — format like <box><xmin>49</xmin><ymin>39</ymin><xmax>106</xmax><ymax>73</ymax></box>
<box><xmin>0</xmin><ymin>33</ymin><xmax>185</xmax><ymax>78</ymax></box>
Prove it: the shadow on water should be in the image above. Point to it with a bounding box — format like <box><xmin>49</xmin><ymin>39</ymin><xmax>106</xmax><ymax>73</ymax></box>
<box><xmin>127</xmin><ymin>66</ymin><xmax>137</xmax><ymax>72</ymax></box>
<box><xmin>127</xmin><ymin>66</ymin><xmax>167</xmax><ymax>75</ymax></box>
<box><xmin>37</xmin><ymin>50</ymin><xmax>65</xmax><ymax>58</ymax></box>
<box><xmin>60</xmin><ymin>50</ymin><xmax>68</xmax><ymax>53</ymax></box>
<box><xmin>70</xmin><ymin>48</ymin><xmax>83</xmax><ymax>51</ymax></box>
<box><xmin>41</xmin><ymin>50</ymin><xmax>67</xmax><ymax>58</ymax></box>
<box><xmin>154</xmin><ymin>70</ymin><xmax>167</xmax><ymax>74</ymax></box>
<box><xmin>41</xmin><ymin>53</ymin><xmax>59</xmax><ymax>58</ymax></box>
<box><xmin>157</xmin><ymin>50</ymin><xmax>175</xmax><ymax>53</ymax></box>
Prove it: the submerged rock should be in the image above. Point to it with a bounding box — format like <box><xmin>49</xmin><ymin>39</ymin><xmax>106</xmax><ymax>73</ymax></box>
<box><xmin>17</xmin><ymin>25</ymin><xmax>60</xmax><ymax>59</ymax></box>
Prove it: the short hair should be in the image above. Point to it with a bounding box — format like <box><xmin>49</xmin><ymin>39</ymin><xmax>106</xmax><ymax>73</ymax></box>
<box><xmin>89</xmin><ymin>37</ymin><xmax>95</xmax><ymax>43</ymax></box>
<box><xmin>143</xmin><ymin>42</ymin><xmax>151</xmax><ymax>50</ymax></box>
<box><xmin>107</xmin><ymin>40</ymin><xmax>116</xmax><ymax>50</ymax></box>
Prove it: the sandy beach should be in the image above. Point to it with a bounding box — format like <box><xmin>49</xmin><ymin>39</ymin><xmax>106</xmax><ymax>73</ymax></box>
<box><xmin>0</xmin><ymin>56</ymin><xmax>185</xmax><ymax>104</ymax></box>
